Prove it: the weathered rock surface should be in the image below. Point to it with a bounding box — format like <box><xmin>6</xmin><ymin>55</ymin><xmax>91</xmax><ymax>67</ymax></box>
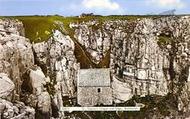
<box><xmin>71</xmin><ymin>16</ymin><xmax>190</xmax><ymax>118</ymax></box>
<box><xmin>111</xmin><ymin>16</ymin><xmax>190</xmax><ymax>118</ymax></box>
<box><xmin>27</xmin><ymin>66</ymin><xmax>51</xmax><ymax>117</ymax></box>
<box><xmin>110</xmin><ymin>18</ymin><xmax>170</xmax><ymax>103</ymax></box>
<box><xmin>0</xmin><ymin>18</ymin><xmax>25</xmax><ymax>36</ymax></box>
<box><xmin>0</xmin><ymin>18</ymin><xmax>37</xmax><ymax>118</ymax></box>
<box><xmin>1</xmin><ymin>16</ymin><xmax>190</xmax><ymax>118</ymax></box>
<box><xmin>33</xmin><ymin>30</ymin><xmax>79</xmax><ymax>118</ymax></box>
<box><xmin>0</xmin><ymin>98</ymin><xmax>35</xmax><ymax>119</ymax></box>
<box><xmin>0</xmin><ymin>19</ymin><xmax>34</xmax><ymax>100</ymax></box>
<box><xmin>29</xmin><ymin>66</ymin><xmax>47</xmax><ymax>95</ymax></box>
<box><xmin>0</xmin><ymin>73</ymin><xmax>15</xmax><ymax>99</ymax></box>
<box><xmin>71</xmin><ymin>21</ymin><xmax>111</xmax><ymax>64</ymax></box>
<box><xmin>112</xmin><ymin>76</ymin><xmax>133</xmax><ymax>103</ymax></box>
<box><xmin>72</xmin><ymin>19</ymin><xmax>168</xmax><ymax>102</ymax></box>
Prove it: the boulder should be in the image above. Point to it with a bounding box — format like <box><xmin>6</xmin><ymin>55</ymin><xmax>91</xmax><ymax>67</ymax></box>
<box><xmin>28</xmin><ymin>66</ymin><xmax>51</xmax><ymax>118</ymax></box>
<box><xmin>29</xmin><ymin>66</ymin><xmax>46</xmax><ymax>95</ymax></box>
<box><xmin>0</xmin><ymin>73</ymin><xmax>15</xmax><ymax>99</ymax></box>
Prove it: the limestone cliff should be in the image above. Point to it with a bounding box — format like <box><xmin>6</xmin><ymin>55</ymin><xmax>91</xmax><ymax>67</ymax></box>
<box><xmin>71</xmin><ymin>16</ymin><xmax>190</xmax><ymax>118</ymax></box>
<box><xmin>0</xmin><ymin>18</ymin><xmax>36</xmax><ymax>119</ymax></box>
<box><xmin>33</xmin><ymin>30</ymin><xmax>78</xmax><ymax>117</ymax></box>
<box><xmin>0</xmin><ymin>16</ymin><xmax>190</xmax><ymax>119</ymax></box>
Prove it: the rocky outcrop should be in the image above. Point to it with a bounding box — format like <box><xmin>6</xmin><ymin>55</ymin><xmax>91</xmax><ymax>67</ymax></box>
<box><xmin>72</xmin><ymin>19</ymin><xmax>169</xmax><ymax>102</ymax></box>
<box><xmin>33</xmin><ymin>30</ymin><xmax>79</xmax><ymax>118</ymax></box>
<box><xmin>71</xmin><ymin>17</ymin><xmax>190</xmax><ymax>115</ymax></box>
<box><xmin>71</xmin><ymin>21</ymin><xmax>111</xmax><ymax>64</ymax></box>
<box><xmin>0</xmin><ymin>99</ymin><xmax>35</xmax><ymax>119</ymax></box>
<box><xmin>111</xmin><ymin>16</ymin><xmax>190</xmax><ymax>118</ymax></box>
<box><xmin>0</xmin><ymin>18</ymin><xmax>25</xmax><ymax>36</ymax></box>
<box><xmin>29</xmin><ymin>66</ymin><xmax>47</xmax><ymax>95</ymax></box>
<box><xmin>26</xmin><ymin>66</ymin><xmax>51</xmax><ymax>117</ymax></box>
<box><xmin>111</xmin><ymin>18</ymin><xmax>169</xmax><ymax>102</ymax></box>
<box><xmin>0</xmin><ymin>19</ymin><xmax>34</xmax><ymax>100</ymax></box>
<box><xmin>0</xmin><ymin>18</ymin><xmax>79</xmax><ymax>118</ymax></box>
<box><xmin>112</xmin><ymin>76</ymin><xmax>133</xmax><ymax>103</ymax></box>
<box><xmin>33</xmin><ymin>30</ymin><xmax>78</xmax><ymax>97</ymax></box>
<box><xmin>0</xmin><ymin>18</ymin><xmax>36</xmax><ymax>118</ymax></box>
<box><xmin>1</xmin><ymin>16</ymin><xmax>190</xmax><ymax>118</ymax></box>
<box><xmin>0</xmin><ymin>73</ymin><xmax>15</xmax><ymax>99</ymax></box>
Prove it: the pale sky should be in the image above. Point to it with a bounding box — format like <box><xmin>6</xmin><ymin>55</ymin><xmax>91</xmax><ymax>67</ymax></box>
<box><xmin>0</xmin><ymin>0</ymin><xmax>189</xmax><ymax>16</ymax></box>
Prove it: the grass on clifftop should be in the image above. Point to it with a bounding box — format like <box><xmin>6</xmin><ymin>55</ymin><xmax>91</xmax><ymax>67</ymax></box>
<box><xmin>0</xmin><ymin>15</ymin><xmax>163</xmax><ymax>43</ymax></box>
<box><xmin>12</xmin><ymin>15</ymin><xmax>150</xmax><ymax>43</ymax></box>
<box><xmin>1</xmin><ymin>15</ymin><xmax>177</xmax><ymax>43</ymax></box>
<box><xmin>13</xmin><ymin>16</ymin><xmax>79</xmax><ymax>43</ymax></box>
<box><xmin>1</xmin><ymin>15</ymin><xmax>161</xmax><ymax>68</ymax></box>
<box><xmin>12</xmin><ymin>15</ymin><xmax>142</xmax><ymax>68</ymax></box>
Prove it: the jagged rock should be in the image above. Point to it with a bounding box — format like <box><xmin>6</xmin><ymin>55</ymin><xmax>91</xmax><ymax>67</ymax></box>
<box><xmin>71</xmin><ymin>17</ymin><xmax>190</xmax><ymax>118</ymax></box>
<box><xmin>33</xmin><ymin>30</ymin><xmax>79</xmax><ymax>118</ymax></box>
<box><xmin>28</xmin><ymin>66</ymin><xmax>51</xmax><ymax>117</ymax></box>
<box><xmin>1</xmin><ymin>16</ymin><xmax>190</xmax><ymax>119</ymax></box>
<box><xmin>0</xmin><ymin>73</ymin><xmax>15</xmax><ymax>99</ymax></box>
<box><xmin>110</xmin><ymin>17</ymin><xmax>187</xmax><ymax>102</ymax></box>
<box><xmin>71</xmin><ymin>21</ymin><xmax>111</xmax><ymax>64</ymax></box>
<box><xmin>0</xmin><ymin>19</ymin><xmax>34</xmax><ymax>100</ymax></box>
<box><xmin>0</xmin><ymin>99</ymin><xmax>35</xmax><ymax>119</ymax></box>
<box><xmin>0</xmin><ymin>18</ymin><xmax>25</xmax><ymax>36</ymax></box>
<box><xmin>72</xmin><ymin>19</ymin><xmax>169</xmax><ymax>102</ymax></box>
<box><xmin>33</xmin><ymin>30</ymin><xmax>78</xmax><ymax>97</ymax></box>
<box><xmin>112</xmin><ymin>76</ymin><xmax>133</xmax><ymax>103</ymax></box>
<box><xmin>0</xmin><ymin>18</ymin><xmax>36</xmax><ymax>118</ymax></box>
<box><xmin>29</xmin><ymin>66</ymin><xmax>46</xmax><ymax>95</ymax></box>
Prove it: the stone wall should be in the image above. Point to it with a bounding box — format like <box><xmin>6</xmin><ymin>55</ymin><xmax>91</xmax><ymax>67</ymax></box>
<box><xmin>78</xmin><ymin>87</ymin><xmax>112</xmax><ymax>106</ymax></box>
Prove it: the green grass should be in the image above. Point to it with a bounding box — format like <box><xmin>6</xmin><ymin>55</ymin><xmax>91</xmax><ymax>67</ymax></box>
<box><xmin>157</xmin><ymin>35</ymin><xmax>171</xmax><ymax>46</ymax></box>
<box><xmin>12</xmin><ymin>16</ymin><xmax>80</xmax><ymax>43</ymax></box>
<box><xmin>14</xmin><ymin>16</ymin><xmax>58</xmax><ymax>42</ymax></box>
<box><xmin>0</xmin><ymin>15</ymin><xmax>163</xmax><ymax>69</ymax></box>
<box><xmin>0</xmin><ymin>15</ymin><xmax>183</xmax><ymax>43</ymax></box>
<box><xmin>1</xmin><ymin>15</ymin><xmax>160</xmax><ymax>43</ymax></box>
<box><xmin>10</xmin><ymin>15</ymin><xmax>130</xmax><ymax>42</ymax></box>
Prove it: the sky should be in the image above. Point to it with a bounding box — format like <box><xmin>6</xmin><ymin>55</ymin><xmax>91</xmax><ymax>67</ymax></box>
<box><xmin>0</xmin><ymin>0</ymin><xmax>189</xmax><ymax>16</ymax></box>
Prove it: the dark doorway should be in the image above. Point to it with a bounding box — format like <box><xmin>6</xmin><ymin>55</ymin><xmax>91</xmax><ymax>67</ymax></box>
<box><xmin>97</xmin><ymin>88</ymin><xmax>101</xmax><ymax>93</ymax></box>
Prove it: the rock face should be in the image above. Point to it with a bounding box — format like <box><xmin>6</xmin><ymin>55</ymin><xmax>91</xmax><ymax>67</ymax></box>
<box><xmin>33</xmin><ymin>30</ymin><xmax>78</xmax><ymax>97</ymax></box>
<box><xmin>0</xmin><ymin>18</ymin><xmax>35</xmax><ymax>119</ymax></box>
<box><xmin>72</xmin><ymin>19</ymin><xmax>169</xmax><ymax>102</ymax></box>
<box><xmin>1</xmin><ymin>16</ymin><xmax>190</xmax><ymax>118</ymax></box>
<box><xmin>0</xmin><ymin>19</ymin><xmax>34</xmax><ymax>100</ymax></box>
<box><xmin>27</xmin><ymin>66</ymin><xmax>51</xmax><ymax>117</ymax></box>
<box><xmin>110</xmin><ymin>18</ymin><xmax>169</xmax><ymax>102</ymax></box>
<box><xmin>0</xmin><ymin>18</ymin><xmax>25</xmax><ymax>36</ymax></box>
<box><xmin>71</xmin><ymin>21</ymin><xmax>111</xmax><ymax>64</ymax></box>
<box><xmin>29</xmin><ymin>66</ymin><xmax>47</xmax><ymax>95</ymax></box>
<box><xmin>33</xmin><ymin>30</ymin><xmax>79</xmax><ymax>117</ymax></box>
<box><xmin>0</xmin><ymin>19</ymin><xmax>79</xmax><ymax>118</ymax></box>
<box><xmin>71</xmin><ymin>16</ymin><xmax>190</xmax><ymax>117</ymax></box>
<box><xmin>0</xmin><ymin>73</ymin><xmax>15</xmax><ymax>99</ymax></box>
<box><xmin>0</xmin><ymin>99</ymin><xmax>35</xmax><ymax>119</ymax></box>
